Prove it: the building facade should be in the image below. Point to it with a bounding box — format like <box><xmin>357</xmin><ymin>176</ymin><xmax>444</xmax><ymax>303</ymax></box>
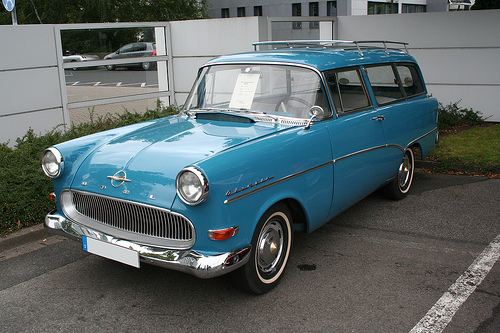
<box><xmin>207</xmin><ymin>0</ymin><xmax>472</xmax><ymax>18</ymax></box>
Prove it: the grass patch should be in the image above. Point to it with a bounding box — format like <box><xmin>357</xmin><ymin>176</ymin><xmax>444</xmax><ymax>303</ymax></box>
<box><xmin>427</xmin><ymin>124</ymin><xmax>500</xmax><ymax>174</ymax></box>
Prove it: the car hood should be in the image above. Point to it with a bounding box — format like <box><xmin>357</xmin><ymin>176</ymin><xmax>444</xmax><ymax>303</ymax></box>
<box><xmin>70</xmin><ymin>114</ymin><xmax>288</xmax><ymax>208</ymax></box>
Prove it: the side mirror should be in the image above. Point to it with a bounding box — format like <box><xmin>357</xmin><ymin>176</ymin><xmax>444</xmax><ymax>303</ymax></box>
<box><xmin>305</xmin><ymin>106</ymin><xmax>325</xmax><ymax>130</ymax></box>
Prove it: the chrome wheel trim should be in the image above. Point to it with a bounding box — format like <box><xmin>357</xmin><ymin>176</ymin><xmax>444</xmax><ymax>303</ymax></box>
<box><xmin>398</xmin><ymin>150</ymin><xmax>413</xmax><ymax>193</ymax></box>
<box><xmin>254</xmin><ymin>211</ymin><xmax>291</xmax><ymax>284</ymax></box>
<box><xmin>257</xmin><ymin>220</ymin><xmax>284</xmax><ymax>274</ymax></box>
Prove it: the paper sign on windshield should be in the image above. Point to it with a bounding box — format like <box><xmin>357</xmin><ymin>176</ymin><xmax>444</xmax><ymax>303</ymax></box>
<box><xmin>229</xmin><ymin>73</ymin><xmax>260</xmax><ymax>110</ymax></box>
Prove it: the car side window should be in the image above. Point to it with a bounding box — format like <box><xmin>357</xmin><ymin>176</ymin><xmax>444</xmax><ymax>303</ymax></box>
<box><xmin>324</xmin><ymin>68</ymin><xmax>371</xmax><ymax>115</ymax></box>
<box><xmin>135</xmin><ymin>43</ymin><xmax>147</xmax><ymax>52</ymax></box>
<box><xmin>396</xmin><ymin>64</ymin><xmax>426</xmax><ymax>98</ymax></box>
<box><xmin>365</xmin><ymin>65</ymin><xmax>405</xmax><ymax>106</ymax></box>
<box><xmin>120</xmin><ymin>44</ymin><xmax>135</xmax><ymax>53</ymax></box>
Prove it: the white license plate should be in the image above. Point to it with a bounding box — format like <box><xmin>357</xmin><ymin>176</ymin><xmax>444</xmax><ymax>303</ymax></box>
<box><xmin>82</xmin><ymin>236</ymin><xmax>140</xmax><ymax>268</ymax></box>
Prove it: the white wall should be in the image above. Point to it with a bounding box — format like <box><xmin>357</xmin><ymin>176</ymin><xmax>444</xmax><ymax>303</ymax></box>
<box><xmin>0</xmin><ymin>11</ymin><xmax>498</xmax><ymax>145</ymax></box>
<box><xmin>336</xmin><ymin>10</ymin><xmax>500</xmax><ymax>121</ymax></box>
<box><xmin>170</xmin><ymin>17</ymin><xmax>266</xmax><ymax>104</ymax></box>
<box><xmin>0</xmin><ymin>25</ymin><xmax>67</xmax><ymax>145</ymax></box>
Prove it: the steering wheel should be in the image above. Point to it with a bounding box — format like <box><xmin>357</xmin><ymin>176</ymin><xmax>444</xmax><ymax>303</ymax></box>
<box><xmin>275</xmin><ymin>97</ymin><xmax>311</xmax><ymax>114</ymax></box>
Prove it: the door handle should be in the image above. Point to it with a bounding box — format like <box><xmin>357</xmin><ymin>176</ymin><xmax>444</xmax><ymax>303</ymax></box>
<box><xmin>371</xmin><ymin>115</ymin><xmax>385</xmax><ymax>121</ymax></box>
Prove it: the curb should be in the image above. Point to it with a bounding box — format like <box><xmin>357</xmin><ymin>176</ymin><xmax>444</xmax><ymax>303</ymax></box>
<box><xmin>0</xmin><ymin>223</ymin><xmax>47</xmax><ymax>253</ymax></box>
<box><xmin>415</xmin><ymin>160</ymin><xmax>500</xmax><ymax>175</ymax></box>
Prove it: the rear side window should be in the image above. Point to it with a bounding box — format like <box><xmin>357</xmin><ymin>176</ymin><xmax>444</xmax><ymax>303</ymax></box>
<box><xmin>396</xmin><ymin>64</ymin><xmax>426</xmax><ymax>97</ymax></box>
<box><xmin>365</xmin><ymin>65</ymin><xmax>405</xmax><ymax>105</ymax></box>
<box><xmin>324</xmin><ymin>68</ymin><xmax>371</xmax><ymax>114</ymax></box>
<box><xmin>135</xmin><ymin>43</ymin><xmax>147</xmax><ymax>52</ymax></box>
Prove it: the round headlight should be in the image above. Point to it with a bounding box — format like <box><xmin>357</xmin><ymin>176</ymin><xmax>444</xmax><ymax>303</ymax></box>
<box><xmin>41</xmin><ymin>148</ymin><xmax>64</xmax><ymax>178</ymax></box>
<box><xmin>176</xmin><ymin>167</ymin><xmax>209</xmax><ymax>205</ymax></box>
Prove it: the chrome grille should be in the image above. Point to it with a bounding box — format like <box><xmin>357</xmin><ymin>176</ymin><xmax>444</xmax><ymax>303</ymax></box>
<box><xmin>70</xmin><ymin>191</ymin><xmax>194</xmax><ymax>241</ymax></box>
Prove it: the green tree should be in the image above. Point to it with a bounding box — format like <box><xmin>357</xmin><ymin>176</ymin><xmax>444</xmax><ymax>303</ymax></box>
<box><xmin>472</xmin><ymin>0</ymin><xmax>500</xmax><ymax>9</ymax></box>
<box><xmin>0</xmin><ymin>0</ymin><xmax>209</xmax><ymax>25</ymax></box>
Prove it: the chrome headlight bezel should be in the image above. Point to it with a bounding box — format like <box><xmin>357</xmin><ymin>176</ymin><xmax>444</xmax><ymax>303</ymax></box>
<box><xmin>41</xmin><ymin>147</ymin><xmax>64</xmax><ymax>178</ymax></box>
<box><xmin>176</xmin><ymin>167</ymin><xmax>209</xmax><ymax>206</ymax></box>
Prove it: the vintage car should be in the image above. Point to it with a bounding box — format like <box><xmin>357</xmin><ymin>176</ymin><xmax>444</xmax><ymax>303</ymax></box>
<box><xmin>42</xmin><ymin>40</ymin><xmax>438</xmax><ymax>294</ymax></box>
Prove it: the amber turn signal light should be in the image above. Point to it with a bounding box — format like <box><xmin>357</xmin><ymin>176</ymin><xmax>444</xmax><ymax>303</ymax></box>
<box><xmin>208</xmin><ymin>226</ymin><xmax>239</xmax><ymax>241</ymax></box>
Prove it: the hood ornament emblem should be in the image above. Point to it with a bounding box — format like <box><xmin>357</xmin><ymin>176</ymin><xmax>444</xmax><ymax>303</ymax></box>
<box><xmin>107</xmin><ymin>170</ymin><xmax>131</xmax><ymax>188</ymax></box>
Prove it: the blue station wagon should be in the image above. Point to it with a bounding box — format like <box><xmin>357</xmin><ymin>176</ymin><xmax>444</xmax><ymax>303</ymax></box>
<box><xmin>42</xmin><ymin>40</ymin><xmax>438</xmax><ymax>294</ymax></box>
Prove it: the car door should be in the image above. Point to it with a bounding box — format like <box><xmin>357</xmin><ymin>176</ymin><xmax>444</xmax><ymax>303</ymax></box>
<box><xmin>365</xmin><ymin>63</ymin><xmax>437</xmax><ymax>155</ymax></box>
<box><xmin>323</xmin><ymin>67</ymin><xmax>397</xmax><ymax>217</ymax></box>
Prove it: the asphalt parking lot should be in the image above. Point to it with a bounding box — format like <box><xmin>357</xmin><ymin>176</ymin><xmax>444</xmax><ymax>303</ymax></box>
<box><xmin>1</xmin><ymin>171</ymin><xmax>499</xmax><ymax>332</ymax></box>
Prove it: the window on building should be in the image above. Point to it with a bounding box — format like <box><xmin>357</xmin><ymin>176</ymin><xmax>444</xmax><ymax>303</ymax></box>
<box><xmin>292</xmin><ymin>3</ymin><xmax>302</xmax><ymax>29</ymax></box>
<box><xmin>402</xmin><ymin>4</ymin><xmax>426</xmax><ymax>13</ymax></box>
<box><xmin>309</xmin><ymin>2</ymin><xmax>319</xmax><ymax>29</ymax></box>
<box><xmin>254</xmin><ymin>6</ymin><xmax>263</xmax><ymax>16</ymax></box>
<box><xmin>237</xmin><ymin>7</ymin><xmax>246</xmax><ymax>17</ymax></box>
<box><xmin>367</xmin><ymin>2</ymin><xmax>398</xmax><ymax>14</ymax></box>
<box><xmin>327</xmin><ymin>1</ymin><xmax>337</xmax><ymax>16</ymax></box>
<box><xmin>221</xmin><ymin>8</ymin><xmax>230</xmax><ymax>18</ymax></box>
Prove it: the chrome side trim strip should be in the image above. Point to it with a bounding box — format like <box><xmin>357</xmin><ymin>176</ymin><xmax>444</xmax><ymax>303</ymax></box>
<box><xmin>224</xmin><ymin>161</ymin><xmax>333</xmax><ymax>204</ymax></box>
<box><xmin>333</xmin><ymin>144</ymin><xmax>404</xmax><ymax>163</ymax></box>
<box><xmin>224</xmin><ymin>127</ymin><xmax>437</xmax><ymax>205</ymax></box>
<box><xmin>406</xmin><ymin>127</ymin><xmax>438</xmax><ymax>149</ymax></box>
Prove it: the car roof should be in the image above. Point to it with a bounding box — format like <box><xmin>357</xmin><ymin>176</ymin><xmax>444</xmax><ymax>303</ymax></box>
<box><xmin>205</xmin><ymin>47</ymin><xmax>418</xmax><ymax>72</ymax></box>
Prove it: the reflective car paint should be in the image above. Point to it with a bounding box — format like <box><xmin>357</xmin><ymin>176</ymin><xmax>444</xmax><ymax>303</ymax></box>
<box><xmin>43</xmin><ymin>43</ymin><xmax>438</xmax><ymax>291</ymax></box>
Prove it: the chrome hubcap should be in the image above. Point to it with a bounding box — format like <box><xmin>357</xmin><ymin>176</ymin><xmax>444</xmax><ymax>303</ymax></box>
<box><xmin>398</xmin><ymin>154</ymin><xmax>411</xmax><ymax>190</ymax></box>
<box><xmin>257</xmin><ymin>221</ymin><xmax>283</xmax><ymax>274</ymax></box>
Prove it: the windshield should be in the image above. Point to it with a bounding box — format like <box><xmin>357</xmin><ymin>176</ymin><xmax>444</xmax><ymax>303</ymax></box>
<box><xmin>185</xmin><ymin>64</ymin><xmax>328</xmax><ymax>119</ymax></box>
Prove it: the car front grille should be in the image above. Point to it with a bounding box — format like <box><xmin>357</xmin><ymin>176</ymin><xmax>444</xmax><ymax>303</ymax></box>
<box><xmin>61</xmin><ymin>190</ymin><xmax>195</xmax><ymax>248</ymax></box>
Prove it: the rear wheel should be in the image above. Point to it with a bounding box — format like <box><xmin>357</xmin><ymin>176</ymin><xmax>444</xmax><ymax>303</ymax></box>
<box><xmin>106</xmin><ymin>65</ymin><xmax>115</xmax><ymax>71</ymax></box>
<box><xmin>235</xmin><ymin>203</ymin><xmax>293</xmax><ymax>294</ymax></box>
<box><xmin>142</xmin><ymin>62</ymin><xmax>151</xmax><ymax>70</ymax></box>
<box><xmin>383</xmin><ymin>148</ymin><xmax>414</xmax><ymax>200</ymax></box>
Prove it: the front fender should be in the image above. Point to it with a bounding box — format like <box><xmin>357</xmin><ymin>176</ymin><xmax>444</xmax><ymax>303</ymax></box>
<box><xmin>179</xmin><ymin>124</ymin><xmax>334</xmax><ymax>253</ymax></box>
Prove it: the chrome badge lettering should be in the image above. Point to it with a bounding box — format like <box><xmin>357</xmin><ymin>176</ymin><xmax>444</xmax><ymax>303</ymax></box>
<box><xmin>107</xmin><ymin>170</ymin><xmax>131</xmax><ymax>188</ymax></box>
<box><xmin>226</xmin><ymin>176</ymin><xmax>274</xmax><ymax>197</ymax></box>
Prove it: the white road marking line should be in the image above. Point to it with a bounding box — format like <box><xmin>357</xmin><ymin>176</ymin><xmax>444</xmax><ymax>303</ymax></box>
<box><xmin>141</xmin><ymin>82</ymin><xmax>146</xmax><ymax>87</ymax></box>
<box><xmin>94</xmin><ymin>82</ymin><xmax>101</xmax><ymax>86</ymax></box>
<box><xmin>71</xmin><ymin>81</ymin><xmax>80</xmax><ymax>86</ymax></box>
<box><xmin>116</xmin><ymin>82</ymin><xmax>122</xmax><ymax>86</ymax></box>
<box><xmin>410</xmin><ymin>234</ymin><xmax>500</xmax><ymax>333</ymax></box>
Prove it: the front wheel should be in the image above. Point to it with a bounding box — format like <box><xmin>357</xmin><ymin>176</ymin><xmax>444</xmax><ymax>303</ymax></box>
<box><xmin>235</xmin><ymin>203</ymin><xmax>293</xmax><ymax>294</ymax></box>
<box><xmin>382</xmin><ymin>148</ymin><xmax>415</xmax><ymax>200</ymax></box>
<box><xmin>142</xmin><ymin>62</ymin><xmax>151</xmax><ymax>70</ymax></box>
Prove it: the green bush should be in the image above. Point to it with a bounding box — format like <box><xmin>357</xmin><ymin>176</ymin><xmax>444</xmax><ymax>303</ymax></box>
<box><xmin>0</xmin><ymin>104</ymin><xmax>179</xmax><ymax>236</ymax></box>
<box><xmin>438</xmin><ymin>101</ymin><xmax>486</xmax><ymax>130</ymax></box>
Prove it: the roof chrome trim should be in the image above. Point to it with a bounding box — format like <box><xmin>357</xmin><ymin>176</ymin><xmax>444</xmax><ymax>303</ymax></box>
<box><xmin>253</xmin><ymin>40</ymin><xmax>410</xmax><ymax>55</ymax></box>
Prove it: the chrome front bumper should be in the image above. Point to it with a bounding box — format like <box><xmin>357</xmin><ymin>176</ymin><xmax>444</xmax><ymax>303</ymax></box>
<box><xmin>45</xmin><ymin>211</ymin><xmax>251</xmax><ymax>279</ymax></box>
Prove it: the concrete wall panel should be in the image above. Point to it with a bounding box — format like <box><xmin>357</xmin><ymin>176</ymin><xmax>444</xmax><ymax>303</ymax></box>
<box><xmin>0</xmin><ymin>67</ymin><xmax>62</xmax><ymax>117</ymax></box>
<box><xmin>170</xmin><ymin>17</ymin><xmax>259</xmax><ymax>57</ymax></box>
<box><xmin>0</xmin><ymin>25</ymin><xmax>57</xmax><ymax>71</ymax></box>
<box><xmin>0</xmin><ymin>108</ymin><xmax>65</xmax><ymax>146</ymax></box>
<box><xmin>337</xmin><ymin>10</ymin><xmax>500</xmax><ymax>122</ymax></box>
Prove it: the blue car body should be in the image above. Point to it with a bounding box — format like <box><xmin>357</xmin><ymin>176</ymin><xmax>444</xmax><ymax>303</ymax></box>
<box><xmin>43</xmin><ymin>41</ymin><xmax>438</xmax><ymax>293</ymax></box>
